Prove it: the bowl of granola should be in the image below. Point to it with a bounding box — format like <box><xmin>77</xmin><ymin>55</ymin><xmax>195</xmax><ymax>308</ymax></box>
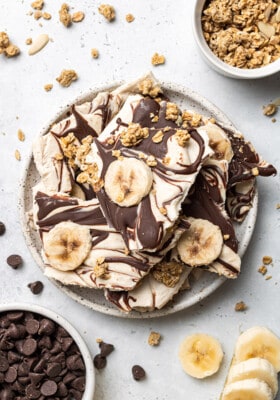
<box><xmin>193</xmin><ymin>0</ymin><xmax>280</xmax><ymax>79</ymax></box>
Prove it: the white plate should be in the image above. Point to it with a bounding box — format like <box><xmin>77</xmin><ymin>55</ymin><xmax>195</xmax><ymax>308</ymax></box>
<box><xmin>19</xmin><ymin>81</ymin><xmax>258</xmax><ymax>319</ymax></box>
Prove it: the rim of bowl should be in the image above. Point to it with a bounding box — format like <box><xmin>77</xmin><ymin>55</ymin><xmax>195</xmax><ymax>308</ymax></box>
<box><xmin>192</xmin><ymin>0</ymin><xmax>280</xmax><ymax>79</ymax></box>
<box><xmin>0</xmin><ymin>302</ymin><xmax>95</xmax><ymax>400</ymax></box>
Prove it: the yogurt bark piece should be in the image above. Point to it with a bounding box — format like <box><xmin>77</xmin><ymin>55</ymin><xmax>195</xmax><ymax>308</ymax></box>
<box><xmin>85</xmin><ymin>95</ymin><xmax>213</xmax><ymax>252</ymax></box>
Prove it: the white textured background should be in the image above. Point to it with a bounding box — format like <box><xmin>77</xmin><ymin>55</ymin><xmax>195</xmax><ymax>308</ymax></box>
<box><xmin>1</xmin><ymin>1</ymin><xmax>280</xmax><ymax>399</ymax></box>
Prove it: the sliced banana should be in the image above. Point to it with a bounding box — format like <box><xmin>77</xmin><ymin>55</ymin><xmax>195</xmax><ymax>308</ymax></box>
<box><xmin>221</xmin><ymin>378</ymin><xmax>273</xmax><ymax>400</ymax></box>
<box><xmin>227</xmin><ymin>358</ymin><xmax>278</xmax><ymax>398</ymax></box>
<box><xmin>43</xmin><ymin>221</ymin><xmax>92</xmax><ymax>271</ymax></box>
<box><xmin>104</xmin><ymin>157</ymin><xmax>153</xmax><ymax>207</ymax></box>
<box><xmin>198</xmin><ymin>123</ymin><xmax>233</xmax><ymax>162</ymax></box>
<box><xmin>178</xmin><ymin>333</ymin><xmax>223</xmax><ymax>379</ymax></box>
<box><xmin>177</xmin><ymin>217</ymin><xmax>223</xmax><ymax>267</ymax></box>
<box><xmin>234</xmin><ymin>326</ymin><xmax>280</xmax><ymax>372</ymax></box>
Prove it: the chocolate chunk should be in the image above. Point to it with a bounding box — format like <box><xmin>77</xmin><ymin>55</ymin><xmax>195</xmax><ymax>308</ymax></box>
<box><xmin>27</xmin><ymin>281</ymin><xmax>44</xmax><ymax>295</ymax></box>
<box><xmin>93</xmin><ymin>354</ymin><xmax>106</xmax><ymax>370</ymax></box>
<box><xmin>26</xmin><ymin>383</ymin><xmax>41</xmax><ymax>399</ymax></box>
<box><xmin>38</xmin><ymin>318</ymin><xmax>55</xmax><ymax>335</ymax></box>
<box><xmin>0</xmin><ymin>221</ymin><xmax>6</xmax><ymax>235</ymax></box>
<box><xmin>0</xmin><ymin>355</ymin><xmax>9</xmax><ymax>371</ymax></box>
<box><xmin>46</xmin><ymin>362</ymin><xmax>62</xmax><ymax>378</ymax></box>
<box><xmin>99</xmin><ymin>341</ymin><xmax>114</xmax><ymax>357</ymax></box>
<box><xmin>26</xmin><ymin>319</ymin><xmax>40</xmax><ymax>335</ymax></box>
<box><xmin>6</xmin><ymin>254</ymin><xmax>23</xmax><ymax>269</ymax></box>
<box><xmin>5</xmin><ymin>366</ymin><xmax>17</xmax><ymax>383</ymax></box>
<box><xmin>22</xmin><ymin>338</ymin><xmax>37</xmax><ymax>356</ymax></box>
<box><xmin>40</xmin><ymin>379</ymin><xmax>58</xmax><ymax>396</ymax></box>
<box><xmin>132</xmin><ymin>364</ymin><xmax>146</xmax><ymax>381</ymax></box>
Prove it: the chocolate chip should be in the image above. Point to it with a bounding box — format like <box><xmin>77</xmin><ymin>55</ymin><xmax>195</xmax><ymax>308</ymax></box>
<box><xmin>71</xmin><ymin>376</ymin><xmax>85</xmax><ymax>392</ymax></box>
<box><xmin>6</xmin><ymin>254</ymin><xmax>23</xmax><ymax>269</ymax></box>
<box><xmin>0</xmin><ymin>221</ymin><xmax>6</xmax><ymax>235</ymax></box>
<box><xmin>29</xmin><ymin>372</ymin><xmax>44</xmax><ymax>385</ymax></box>
<box><xmin>66</xmin><ymin>355</ymin><xmax>85</xmax><ymax>371</ymax></box>
<box><xmin>93</xmin><ymin>354</ymin><xmax>106</xmax><ymax>370</ymax></box>
<box><xmin>38</xmin><ymin>318</ymin><xmax>55</xmax><ymax>335</ymax></box>
<box><xmin>46</xmin><ymin>362</ymin><xmax>62</xmax><ymax>378</ymax></box>
<box><xmin>27</xmin><ymin>281</ymin><xmax>44</xmax><ymax>295</ymax></box>
<box><xmin>132</xmin><ymin>365</ymin><xmax>146</xmax><ymax>381</ymax></box>
<box><xmin>26</xmin><ymin>319</ymin><xmax>40</xmax><ymax>335</ymax></box>
<box><xmin>99</xmin><ymin>341</ymin><xmax>114</xmax><ymax>357</ymax></box>
<box><xmin>26</xmin><ymin>383</ymin><xmax>41</xmax><ymax>399</ymax></box>
<box><xmin>7</xmin><ymin>312</ymin><xmax>24</xmax><ymax>322</ymax></box>
<box><xmin>0</xmin><ymin>355</ymin><xmax>9</xmax><ymax>372</ymax></box>
<box><xmin>5</xmin><ymin>366</ymin><xmax>17</xmax><ymax>383</ymax></box>
<box><xmin>40</xmin><ymin>379</ymin><xmax>58</xmax><ymax>396</ymax></box>
<box><xmin>22</xmin><ymin>338</ymin><xmax>37</xmax><ymax>356</ymax></box>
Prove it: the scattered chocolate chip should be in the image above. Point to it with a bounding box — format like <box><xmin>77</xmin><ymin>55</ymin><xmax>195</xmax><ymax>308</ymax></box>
<box><xmin>132</xmin><ymin>365</ymin><xmax>146</xmax><ymax>381</ymax></box>
<box><xmin>99</xmin><ymin>341</ymin><xmax>114</xmax><ymax>357</ymax></box>
<box><xmin>27</xmin><ymin>281</ymin><xmax>44</xmax><ymax>294</ymax></box>
<box><xmin>6</xmin><ymin>254</ymin><xmax>23</xmax><ymax>269</ymax></box>
<box><xmin>0</xmin><ymin>221</ymin><xmax>6</xmax><ymax>235</ymax></box>
<box><xmin>40</xmin><ymin>379</ymin><xmax>58</xmax><ymax>396</ymax></box>
<box><xmin>93</xmin><ymin>354</ymin><xmax>107</xmax><ymax>370</ymax></box>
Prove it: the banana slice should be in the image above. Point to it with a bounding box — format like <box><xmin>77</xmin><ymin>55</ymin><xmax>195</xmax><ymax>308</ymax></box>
<box><xmin>43</xmin><ymin>221</ymin><xmax>92</xmax><ymax>271</ymax></box>
<box><xmin>104</xmin><ymin>157</ymin><xmax>153</xmax><ymax>207</ymax></box>
<box><xmin>177</xmin><ymin>218</ymin><xmax>223</xmax><ymax>267</ymax></box>
<box><xmin>234</xmin><ymin>326</ymin><xmax>280</xmax><ymax>372</ymax></box>
<box><xmin>178</xmin><ymin>333</ymin><xmax>223</xmax><ymax>379</ymax></box>
<box><xmin>221</xmin><ymin>378</ymin><xmax>273</xmax><ymax>400</ymax></box>
<box><xmin>227</xmin><ymin>358</ymin><xmax>278</xmax><ymax>398</ymax></box>
<box><xmin>198</xmin><ymin>123</ymin><xmax>233</xmax><ymax>162</ymax></box>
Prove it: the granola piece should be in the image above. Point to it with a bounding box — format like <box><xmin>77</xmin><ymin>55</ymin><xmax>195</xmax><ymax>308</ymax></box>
<box><xmin>60</xmin><ymin>132</ymin><xmax>78</xmax><ymax>166</ymax></box>
<box><xmin>0</xmin><ymin>32</ymin><xmax>9</xmax><ymax>51</ymax></box>
<box><xmin>165</xmin><ymin>102</ymin><xmax>180</xmax><ymax>121</ymax></box>
<box><xmin>42</xmin><ymin>12</ymin><xmax>52</xmax><ymax>20</ymax></box>
<box><xmin>33</xmin><ymin>10</ymin><xmax>42</xmax><ymax>20</ymax></box>
<box><xmin>44</xmin><ymin>83</ymin><xmax>53</xmax><ymax>92</ymax></box>
<box><xmin>235</xmin><ymin>301</ymin><xmax>247</xmax><ymax>311</ymax></box>
<box><xmin>175</xmin><ymin>129</ymin><xmax>191</xmax><ymax>147</ymax></box>
<box><xmin>59</xmin><ymin>3</ymin><xmax>72</xmax><ymax>27</ymax></box>
<box><xmin>91</xmin><ymin>48</ymin><xmax>99</xmax><ymax>59</ymax></box>
<box><xmin>258</xmin><ymin>265</ymin><xmax>268</xmax><ymax>275</ymax></box>
<box><xmin>138</xmin><ymin>78</ymin><xmax>162</xmax><ymax>98</ymax></box>
<box><xmin>56</xmin><ymin>69</ymin><xmax>78</xmax><ymax>87</ymax></box>
<box><xmin>152</xmin><ymin>130</ymin><xmax>164</xmax><ymax>143</ymax></box>
<box><xmin>0</xmin><ymin>32</ymin><xmax>20</xmax><ymax>57</ymax></box>
<box><xmin>93</xmin><ymin>257</ymin><xmax>110</xmax><ymax>279</ymax></box>
<box><xmin>17</xmin><ymin>129</ymin><xmax>25</xmax><ymax>142</ymax></box>
<box><xmin>25</xmin><ymin>38</ymin><xmax>32</xmax><ymax>45</ymax></box>
<box><xmin>4</xmin><ymin>44</ymin><xmax>20</xmax><ymax>58</ymax></box>
<box><xmin>126</xmin><ymin>13</ymin><xmax>135</xmax><ymax>23</ymax></box>
<box><xmin>31</xmin><ymin>0</ymin><xmax>44</xmax><ymax>10</ymax></box>
<box><xmin>152</xmin><ymin>261</ymin><xmax>184</xmax><ymax>288</ymax></box>
<box><xmin>72</xmin><ymin>11</ymin><xmax>85</xmax><ymax>23</ymax></box>
<box><xmin>263</xmin><ymin>103</ymin><xmax>277</xmax><ymax>116</ymax></box>
<box><xmin>148</xmin><ymin>331</ymin><xmax>161</xmax><ymax>346</ymax></box>
<box><xmin>98</xmin><ymin>4</ymin><xmax>115</xmax><ymax>22</ymax></box>
<box><xmin>265</xmin><ymin>275</ymin><xmax>272</xmax><ymax>280</ymax></box>
<box><xmin>15</xmin><ymin>149</ymin><xmax>21</xmax><ymax>161</ymax></box>
<box><xmin>151</xmin><ymin>52</ymin><xmax>165</xmax><ymax>66</ymax></box>
<box><xmin>120</xmin><ymin>123</ymin><xmax>149</xmax><ymax>147</ymax></box>
<box><xmin>262</xmin><ymin>255</ymin><xmax>273</xmax><ymax>264</ymax></box>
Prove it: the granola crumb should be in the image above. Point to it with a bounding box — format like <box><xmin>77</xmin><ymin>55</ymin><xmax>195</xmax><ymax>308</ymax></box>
<box><xmin>4</xmin><ymin>44</ymin><xmax>20</xmax><ymax>58</ymax></box>
<box><xmin>98</xmin><ymin>4</ymin><xmax>115</xmax><ymax>22</ymax></box>
<box><xmin>251</xmin><ymin>167</ymin><xmax>259</xmax><ymax>176</ymax></box>
<box><xmin>15</xmin><ymin>149</ymin><xmax>21</xmax><ymax>161</ymax></box>
<box><xmin>96</xmin><ymin>338</ymin><xmax>103</xmax><ymax>343</ymax></box>
<box><xmin>17</xmin><ymin>129</ymin><xmax>25</xmax><ymax>142</ymax></box>
<box><xmin>152</xmin><ymin>130</ymin><xmax>164</xmax><ymax>143</ymax></box>
<box><xmin>165</xmin><ymin>102</ymin><xmax>179</xmax><ymax>121</ymax></box>
<box><xmin>159</xmin><ymin>207</ymin><xmax>167</xmax><ymax>215</ymax></box>
<box><xmin>33</xmin><ymin>10</ymin><xmax>42</xmax><ymax>20</ymax></box>
<box><xmin>263</xmin><ymin>103</ymin><xmax>277</xmax><ymax>116</ymax></box>
<box><xmin>138</xmin><ymin>78</ymin><xmax>162</xmax><ymax>98</ymax></box>
<box><xmin>31</xmin><ymin>0</ymin><xmax>44</xmax><ymax>10</ymax></box>
<box><xmin>148</xmin><ymin>331</ymin><xmax>161</xmax><ymax>346</ymax></box>
<box><xmin>42</xmin><ymin>12</ymin><xmax>52</xmax><ymax>20</ymax></box>
<box><xmin>91</xmin><ymin>48</ymin><xmax>99</xmax><ymax>59</ymax></box>
<box><xmin>152</xmin><ymin>261</ymin><xmax>183</xmax><ymax>288</ymax></box>
<box><xmin>120</xmin><ymin>123</ymin><xmax>149</xmax><ymax>147</ymax></box>
<box><xmin>126</xmin><ymin>13</ymin><xmax>135</xmax><ymax>23</ymax></box>
<box><xmin>56</xmin><ymin>69</ymin><xmax>78</xmax><ymax>87</ymax></box>
<box><xmin>25</xmin><ymin>38</ymin><xmax>32</xmax><ymax>45</ymax></box>
<box><xmin>151</xmin><ymin>52</ymin><xmax>165</xmax><ymax>66</ymax></box>
<box><xmin>235</xmin><ymin>301</ymin><xmax>247</xmax><ymax>312</ymax></box>
<box><xmin>262</xmin><ymin>255</ymin><xmax>273</xmax><ymax>265</ymax></box>
<box><xmin>175</xmin><ymin>129</ymin><xmax>191</xmax><ymax>147</ymax></box>
<box><xmin>0</xmin><ymin>32</ymin><xmax>20</xmax><ymax>57</ymax></box>
<box><xmin>258</xmin><ymin>265</ymin><xmax>267</xmax><ymax>275</ymax></box>
<box><xmin>59</xmin><ymin>3</ymin><xmax>72</xmax><ymax>27</ymax></box>
<box><xmin>276</xmin><ymin>203</ymin><xmax>280</xmax><ymax>209</ymax></box>
<box><xmin>72</xmin><ymin>11</ymin><xmax>85</xmax><ymax>23</ymax></box>
<box><xmin>272</xmin><ymin>118</ymin><xmax>276</xmax><ymax>123</ymax></box>
<box><xmin>44</xmin><ymin>83</ymin><xmax>53</xmax><ymax>92</ymax></box>
<box><xmin>265</xmin><ymin>275</ymin><xmax>272</xmax><ymax>281</ymax></box>
<box><xmin>93</xmin><ymin>259</ymin><xmax>110</xmax><ymax>279</ymax></box>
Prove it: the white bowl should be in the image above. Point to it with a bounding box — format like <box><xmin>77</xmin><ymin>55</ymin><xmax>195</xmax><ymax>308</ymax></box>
<box><xmin>192</xmin><ymin>0</ymin><xmax>280</xmax><ymax>79</ymax></box>
<box><xmin>0</xmin><ymin>302</ymin><xmax>95</xmax><ymax>400</ymax></box>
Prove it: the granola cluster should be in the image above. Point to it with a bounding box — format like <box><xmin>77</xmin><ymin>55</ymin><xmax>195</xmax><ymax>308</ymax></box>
<box><xmin>56</xmin><ymin>69</ymin><xmax>78</xmax><ymax>87</ymax></box>
<box><xmin>152</xmin><ymin>261</ymin><xmax>183</xmax><ymax>288</ymax></box>
<box><xmin>98</xmin><ymin>4</ymin><xmax>115</xmax><ymax>22</ymax></box>
<box><xmin>138</xmin><ymin>78</ymin><xmax>162</xmax><ymax>98</ymax></box>
<box><xmin>202</xmin><ymin>0</ymin><xmax>280</xmax><ymax>69</ymax></box>
<box><xmin>120</xmin><ymin>123</ymin><xmax>149</xmax><ymax>147</ymax></box>
<box><xmin>0</xmin><ymin>31</ymin><xmax>20</xmax><ymax>58</ymax></box>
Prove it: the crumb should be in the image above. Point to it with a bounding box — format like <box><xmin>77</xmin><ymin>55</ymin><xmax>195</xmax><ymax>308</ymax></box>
<box><xmin>44</xmin><ymin>83</ymin><xmax>53</xmax><ymax>92</ymax></box>
<box><xmin>25</xmin><ymin>38</ymin><xmax>32</xmax><ymax>45</ymax></box>
<box><xmin>159</xmin><ymin>207</ymin><xmax>167</xmax><ymax>215</ymax></box>
<box><xmin>276</xmin><ymin>203</ymin><xmax>280</xmax><ymax>209</ymax></box>
<box><xmin>0</xmin><ymin>33</ymin><xmax>20</xmax><ymax>57</ymax></box>
<box><xmin>263</xmin><ymin>103</ymin><xmax>277</xmax><ymax>116</ymax></box>
<box><xmin>235</xmin><ymin>301</ymin><xmax>247</xmax><ymax>311</ymax></box>
<box><xmin>152</xmin><ymin>130</ymin><xmax>164</xmax><ymax>143</ymax></box>
<box><xmin>59</xmin><ymin>3</ymin><xmax>72</xmax><ymax>27</ymax></box>
<box><xmin>96</xmin><ymin>338</ymin><xmax>103</xmax><ymax>343</ymax></box>
<box><xmin>272</xmin><ymin>118</ymin><xmax>276</xmax><ymax>123</ymax></box>
<box><xmin>56</xmin><ymin>69</ymin><xmax>78</xmax><ymax>87</ymax></box>
<box><xmin>258</xmin><ymin>265</ymin><xmax>267</xmax><ymax>275</ymax></box>
<box><xmin>148</xmin><ymin>331</ymin><xmax>161</xmax><ymax>346</ymax></box>
<box><xmin>31</xmin><ymin>0</ymin><xmax>44</xmax><ymax>10</ymax></box>
<box><xmin>126</xmin><ymin>13</ymin><xmax>135</xmax><ymax>23</ymax></box>
<box><xmin>72</xmin><ymin>11</ymin><xmax>85</xmax><ymax>23</ymax></box>
<box><xmin>265</xmin><ymin>275</ymin><xmax>272</xmax><ymax>281</ymax></box>
<box><xmin>4</xmin><ymin>44</ymin><xmax>20</xmax><ymax>57</ymax></box>
<box><xmin>251</xmin><ymin>167</ymin><xmax>259</xmax><ymax>176</ymax></box>
<box><xmin>91</xmin><ymin>48</ymin><xmax>99</xmax><ymax>59</ymax></box>
<box><xmin>152</xmin><ymin>261</ymin><xmax>183</xmax><ymax>287</ymax></box>
<box><xmin>15</xmin><ymin>149</ymin><xmax>21</xmax><ymax>161</ymax></box>
<box><xmin>33</xmin><ymin>10</ymin><xmax>42</xmax><ymax>20</ymax></box>
<box><xmin>151</xmin><ymin>52</ymin><xmax>165</xmax><ymax>66</ymax></box>
<box><xmin>42</xmin><ymin>12</ymin><xmax>52</xmax><ymax>20</ymax></box>
<box><xmin>98</xmin><ymin>4</ymin><xmax>115</xmax><ymax>21</ymax></box>
<box><xmin>138</xmin><ymin>78</ymin><xmax>162</xmax><ymax>98</ymax></box>
<box><xmin>17</xmin><ymin>129</ymin><xmax>25</xmax><ymax>142</ymax></box>
<box><xmin>262</xmin><ymin>256</ymin><xmax>273</xmax><ymax>265</ymax></box>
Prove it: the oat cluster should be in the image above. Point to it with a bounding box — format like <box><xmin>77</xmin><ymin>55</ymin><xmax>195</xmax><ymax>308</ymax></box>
<box><xmin>93</xmin><ymin>257</ymin><xmax>110</xmax><ymax>279</ymax></box>
<box><xmin>138</xmin><ymin>78</ymin><xmax>162</xmax><ymax>98</ymax></box>
<box><xmin>152</xmin><ymin>261</ymin><xmax>183</xmax><ymax>288</ymax></box>
<box><xmin>175</xmin><ymin>129</ymin><xmax>191</xmax><ymax>147</ymax></box>
<box><xmin>0</xmin><ymin>32</ymin><xmax>20</xmax><ymax>58</ymax></box>
<box><xmin>202</xmin><ymin>0</ymin><xmax>280</xmax><ymax>69</ymax></box>
<box><xmin>120</xmin><ymin>123</ymin><xmax>149</xmax><ymax>147</ymax></box>
<box><xmin>151</xmin><ymin>52</ymin><xmax>165</xmax><ymax>66</ymax></box>
<box><xmin>56</xmin><ymin>69</ymin><xmax>78</xmax><ymax>87</ymax></box>
<box><xmin>98</xmin><ymin>4</ymin><xmax>115</xmax><ymax>22</ymax></box>
<box><xmin>148</xmin><ymin>332</ymin><xmax>161</xmax><ymax>346</ymax></box>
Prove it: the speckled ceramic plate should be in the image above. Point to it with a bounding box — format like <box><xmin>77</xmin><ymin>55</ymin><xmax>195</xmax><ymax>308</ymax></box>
<box><xmin>19</xmin><ymin>81</ymin><xmax>258</xmax><ymax>318</ymax></box>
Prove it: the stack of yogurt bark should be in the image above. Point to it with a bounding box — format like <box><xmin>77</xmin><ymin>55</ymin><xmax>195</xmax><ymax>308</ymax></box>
<box><xmin>31</xmin><ymin>73</ymin><xmax>276</xmax><ymax>313</ymax></box>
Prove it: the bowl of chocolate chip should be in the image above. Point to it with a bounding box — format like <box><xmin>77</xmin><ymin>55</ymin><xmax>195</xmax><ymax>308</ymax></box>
<box><xmin>0</xmin><ymin>303</ymin><xmax>95</xmax><ymax>399</ymax></box>
<box><xmin>193</xmin><ymin>0</ymin><xmax>280</xmax><ymax>78</ymax></box>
